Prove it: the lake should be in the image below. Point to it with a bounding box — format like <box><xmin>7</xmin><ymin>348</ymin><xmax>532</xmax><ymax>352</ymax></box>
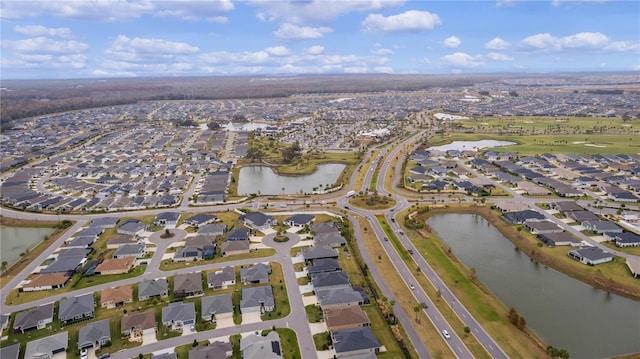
<box><xmin>237</xmin><ymin>163</ymin><xmax>345</xmax><ymax>195</ymax></box>
<box><xmin>427</xmin><ymin>213</ymin><xmax>640</xmax><ymax>359</ymax></box>
<box><xmin>1</xmin><ymin>226</ymin><xmax>53</xmax><ymax>266</ymax></box>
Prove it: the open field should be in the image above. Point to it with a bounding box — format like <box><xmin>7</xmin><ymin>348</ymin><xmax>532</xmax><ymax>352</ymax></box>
<box><xmin>429</xmin><ymin>132</ymin><xmax>640</xmax><ymax>155</ymax></box>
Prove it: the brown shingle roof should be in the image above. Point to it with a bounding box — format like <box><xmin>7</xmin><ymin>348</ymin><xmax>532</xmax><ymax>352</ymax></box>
<box><xmin>23</xmin><ymin>273</ymin><xmax>70</xmax><ymax>289</ymax></box>
<box><xmin>95</xmin><ymin>257</ymin><xmax>135</xmax><ymax>273</ymax></box>
<box><xmin>100</xmin><ymin>285</ymin><xmax>133</xmax><ymax>305</ymax></box>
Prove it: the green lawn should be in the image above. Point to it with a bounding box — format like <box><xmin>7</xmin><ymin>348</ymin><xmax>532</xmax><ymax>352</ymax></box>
<box><xmin>261</xmin><ymin>328</ymin><xmax>300</xmax><ymax>359</ymax></box>
<box><xmin>313</xmin><ymin>332</ymin><xmax>331</xmax><ymax>350</ymax></box>
<box><xmin>159</xmin><ymin>248</ymin><xmax>275</xmax><ymax>271</ymax></box>
<box><xmin>261</xmin><ymin>262</ymin><xmax>291</xmax><ymax>320</ymax></box>
<box><xmin>305</xmin><ymin>304</ymin><xmax>323</xmax><ymax>323</ymax></box>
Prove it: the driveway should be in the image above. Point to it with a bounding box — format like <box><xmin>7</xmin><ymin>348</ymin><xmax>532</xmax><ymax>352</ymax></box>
<box><xmin>308</xmin><ymin>322</ymin><xmax>327</xmax><ymax>335</ymax></box>
<box><xmin>302</xmin><ymin>295</ymin><xmax>318</xmax><ymax>306</ymax></box>
<box><xmin>241</xmin><ymin>311</ymin><xmax>262</xmax><ymax>324</ymax></box>
<box><xmin>142</xmin><ymin>331</ymin><xmax>157</xmax><ymax>345</ymax></box>
<box><xmin>215</xmin><ymin>316</ymin><xmax>235</xmax><ymax>329</ymax></box>
<box><xmin>299</xmin><ymin>284</ymin><xmax>314</xmax><ymax>294</ymax></box>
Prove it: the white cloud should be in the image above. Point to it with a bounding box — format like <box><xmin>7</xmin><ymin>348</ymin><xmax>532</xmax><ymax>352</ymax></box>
<box><xmin>304</xmin><ymin>46</ymin><xmax>325</xmax><ymax>55</ymax></box>
<box><xmin>371</xmin><ymin>43</ymin><xmax>394</xmax><ymax>55</ymax></box>
<box><xmin>199</xmin><ymin>50</ymin><xmax>272</xmax><ymax>66</ymax></box>
<box><xmin>1</xmin><ymin>0</ymin><xmax>233</xmax><ymax>22</ymax></box>
<box><xmin>207</xmin><ymin>16</ymin><xmax>228</xmax><ymax>24</ymax></box>
<box><xmin>4</xmin><ymin>36</ymin><xmax>89</xmax><ymax>54</ymax></box>
<box><xmin>265</xmin><ymin>46</ymin><xmax>290</xmax><ymax>56</ymax></box>
<box><xmin>441</xmin><ymin>52</ymin><xmax>483</xmax><ymax>67</ymax></box>
<box><xmin>154</xmin><ymin>0</ymin><xmax>234</xmax><ymax>20</ymax></box>
<box><xmin>484</xmin><ymin>52</ymin><xmax>513</xmax><ymax>61</ymax></box>
<box><xmin>485</xmin><ymin>37</ymin><xmax>510</xmax><ymax>50</ymax></box>
<box><xmin>361</xmin><ymin>10</ymin><xmax>441</xmax><ymax>33</ymax></box>
<box><xmin>443</xmin><ymin>36</ymin><xmax>461</xmax><ymax>49</ymax></box>
<box><xmin>551</xmin><ymin>0</ymin><xmax>611</xmax><ymax>7</ymax></box>
<box><xmin>519</xmin><ymin>31</ymin><xmax>628</xmax><ymax>52</ymax></box>
<box><xmin>274</xmin><ymin>23</ymin><xmax>333</xmax><ymax>41</ymax></box>
<box><xmin>561</xmin><ymin>32</ymin><xmax>608</xmax><ymax>48</ymax></box>
<box><xmin>13</xmin><ymin>25</ymin><xmax>74</xmax><ymax>39</ymax></box>
<box><xmin>521</xmin><ymin>33</ymin><xmax>559</xmax><ymax>50</ymax></box>
<box><xmin>249</xmin><ymin>0</ymin><xmax>405</xmax><ymax>25</ymax></box>
<box><xmin>106</xmin><ymin>35</ymin><xmax>199</xmax><ymax>61</ymax></box>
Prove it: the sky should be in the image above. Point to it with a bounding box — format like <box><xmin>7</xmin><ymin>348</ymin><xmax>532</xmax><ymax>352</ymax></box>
<box><xmin>1</xmin><ymin>0</ymin><xmax>639</xmax><ymax>79</ymax></box>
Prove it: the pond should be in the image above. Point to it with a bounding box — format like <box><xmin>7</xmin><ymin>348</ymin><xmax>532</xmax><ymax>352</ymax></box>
<box><xmin>427</xmin><ymin>213</ymin><xmax>640</xmax><ymax>359</ymax></box>
<box><xmin>428</xmin><ymin>140</ymin><xmax>515</xmax><ymax>152</ymax></box>
<box><xmin>237</xmin><ymin>163</ymin><xmax>345</xmax><ymax>195</ymax></box>
<box><xmin>0</xmin><ymin>226</ymin><xmax>53</xmax><ymax>266</ymax></box>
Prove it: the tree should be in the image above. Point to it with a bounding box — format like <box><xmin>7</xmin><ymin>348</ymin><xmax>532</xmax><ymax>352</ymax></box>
<box><xmin>282</xmin><ymin>141</ymin><xmax>302</xmax><ymax>163</ymax></box>
<box><xmin>1</xmin><ymin>261</ymin><xmax>7</xmax><ymax>273</ymax></box>
<box><xmin>517</xmin><ymin>315</ymin><xmax>526</xmax><ymax>330</ymax></box>
<box><xmin>413</xmin><ymin>305</ymin><xmax>420</xmax><ymax>321</ymax></box>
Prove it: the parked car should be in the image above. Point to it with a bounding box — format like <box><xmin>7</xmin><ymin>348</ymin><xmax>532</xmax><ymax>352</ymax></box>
<box><xmin>99</xmin><ymin>354</ymin><xmax>111</xmax><ymax>359</ymax></box>
<box><xmin>80</xmin><ymin>348</ymin><xmax>88</xmax><ymax>359</ymax></box>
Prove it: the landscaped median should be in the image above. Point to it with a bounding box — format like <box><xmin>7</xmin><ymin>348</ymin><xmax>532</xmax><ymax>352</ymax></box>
<box><xmin>367</xmin><ymin>216</ymin><xmax>488</xmax><ymax>358</ymax></box>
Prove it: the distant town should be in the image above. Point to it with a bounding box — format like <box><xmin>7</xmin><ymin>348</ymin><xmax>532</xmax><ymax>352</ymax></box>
<box><xmin>1</xmin><ymin>72</ymin><xmax>640</xmax><ymax>359</ymax></box>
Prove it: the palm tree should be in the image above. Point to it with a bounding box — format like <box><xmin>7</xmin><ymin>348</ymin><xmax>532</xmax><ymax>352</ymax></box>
<box><xmin>413</xmin><ymin>305</ymin><xmax>421</xmax><ymax>322</ymax></box>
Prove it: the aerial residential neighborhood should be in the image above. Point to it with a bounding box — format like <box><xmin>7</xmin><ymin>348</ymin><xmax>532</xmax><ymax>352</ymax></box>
<box><xmin>1</xmin><ymin>3</ymin><xmax>640</xmax><ymax>357</ymax></box>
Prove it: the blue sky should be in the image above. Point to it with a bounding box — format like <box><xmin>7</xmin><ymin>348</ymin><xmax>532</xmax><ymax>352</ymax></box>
<box><xmin>1</xmin><ymin>0</ymin><xmax>639</xmax><ymax>79</ymax></box>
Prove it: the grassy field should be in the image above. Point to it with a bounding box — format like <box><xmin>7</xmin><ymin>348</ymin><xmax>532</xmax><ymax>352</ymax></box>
<box><xmin>429</xmin><ymin>132</ymin><xmax>640</xmax><ymax>155</ymax></box>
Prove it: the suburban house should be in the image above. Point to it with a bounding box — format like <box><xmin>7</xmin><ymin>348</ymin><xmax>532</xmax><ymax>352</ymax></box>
<box><xmin>107</xmin><ymin>234</ymin><xmax>138</xmax><ymax>249</ymax></box>
<box><xmin>240</xmin><ymin>263</ymin><xmax>271</xmax><ymax>284</ymax></box>
<box><xmin>121</xmin><ymin>310</ymin><xmax>156</xmax><ymax>341</ymax></box>
<box><xmin>21</xmin><ymin>273</ymin><xmax>71</xmax><ymax>292</ymax></box>
<box><xmin>90</xmin><ymin>217</ymin><xmax>119</xmax><ymax>229</ymax></box>
<box><xmin>525</xmin><ymin>221</ymin><xmax>564</xmax><ymax>234</ymax></box>
<box><xmin>536</xmin><ymin>232</ymin><xmax>582</xmax><ymax>247</ymax></box>
<box><xmin>568</xmin><ymin>246</ymin><xmax>613</xmax><ymax>265</ymax></box>
<box><xmin>58</xmin><ymin>293</ymin><xmax>95</xmax><ymax>324</ymax></box>
<box><xmin>100</xmin><ymin>285</ymin><xmax>133</xmax><ymax>308</ymax></box>
<box><xmin>75</xmin><ymin>227</ymin><xmax>104</xmax><ymax>239</ymax></box>
<box><xmin>283</xmin><ymin>214</ymin><xmax>315</xmax><ymax>227</ymax></box>
<box><xmin>66</xmin><ymin>236</ymin><xmax>96</xmax><ymax>249</ymax></box>
<box><xmin>95</xmin><ymin>257</ymin><xmax>136</xmax><ymax>275</ymax></box>
<box><xmin>189</xmin><ymin>341</ymin><xmax>233</xmax><ymax>359</ymax></box>
<box><xmin>221</xmin><ymin>240</ymin><xmax>250</xmax><ymax>256</ymax></box>
<box><xmin>604</xmin><ymin>232</ymin><xmax>640</xmax><ymax>247</ymax></box>
<box><xmin>138</xmin><ymin>278</ymin><xmax>169</xmax><ymax>301</ymax></box>
<box><xmin>316</xmin><ymin>287</ymin><xmax>363</xmax><ymax>308</ymax></box>
<box><xmin>162</xmin><ymin>301</ymin><xmax>196</xmax><ymax>331</ymax></box>
<box><xmin>184</xmin><ymin>213</ymin><xmax>218</xmax><ymax>228</ymax></box>
<box><xmin>201</xmin><ymin>294</ymin><xmax>234</xmax><ymax>323</ymax></box>
<box><xmin>173</xmin><ymin>247</ymin><xmax>205</xmax><ymax>262</ymax></box>
<box><xmin>240</xmin><ymin>331</ymin><xmax>281</xmax><ymax>358</ymax></box>
<box><xmin>77</xmin><ymin>319</ymin><xmax>111</xmax><ymax>350</ymax></box>
<box><xmin>113</xmin><ymin>243</ymin><xmax>146</xmax><ymax>259</ymax></box>
<box><xmin>207</xmin><ymin>266</ymin><xmax>236</xmax><ymax>289</ymax></box>
<box><xmin>566</xmin><ymin>210</ymin><xmax>599</xmax><ymax>223</ymax></box>
<box><xmin>153</xmin><ymin>212</ymin><xmax>181</xmax><ymax>229</ymax></box>
<box><xmin>311</xmin><ymin>222</ymin><xmax>341</xmax><ymax>234</ymax></box>
<box><xmin>303</xmin><ymin>245</ymin><xmax>339</xmax><ymax>262</ymax></box>
<box><xmin>39</xmin><ymin>252</ymin><xmax>86</xmax><ymax>275</ymax></box>
<box><xmin>24</xmin><ymin>332</ymin><xmax>68</xmax><ymax>359</ymax></box>
<box><xmin>331</xmin><ymin>327</ymin><xmax>380</xmax><ymax>358</ymax></box>
<box><xmin>502</xmin><ymin>210</ymin><xmax>546</xmax><ymax>225</ymax></box>
<box><xmin>227</xmin><ymin>228</ymin><xmax>250</xmax><ymax>241</ymax></box>
<box><xmin>240</xmin><ymin>212</ymin><xmax>277</xmax><ymax>231</ymax></box>
<box><xmin>582</xmin><ymin>220</ymin><xmax>624</xmax><ymax>234</ymax></box>
<box><xmin>307</xmin><ymin>258</ymin><xmax>341</xmax><ymax>275</ymax></box>
<box><xmin>240</xmin><ymin>286</ymin><xmax>275</xmax><ymax>314</ymax></box>
<box><xmin>117</xmin><ymin>221</ymin><xmax>147</xmax><ymax>236</ymax></box>
<box><xmin>120</xmin><ymin>309</ymin><xmax>156</xmax><ymax>341</ymax></box>
<box><xmin>197</xmin><ymin>223</ymin><xmax>227</xmax><ymax>237</ymax></box>
<box><xmin>13</xmin><ymin>303</ymin><xmax>54</xmax><ymax>333</ymax></box>
<box><xmin>174</xmin><ymin>272</ymin><xmax>204</xmax><ymax>298</ymax></box>
<box><xmin>324</xmin><ymin>306</ymin><xmax>370</xmax><ymax>332</ymax></box>
<box><xmin>0</xmin><ymin>343</ymin><xmax>19</xmax><ymax>359</ymax></box>
<box><xmin>314</xmin><ymin>232</ymin><xmax>347</xmax><ymax>247</ymax></box>
<box><xmin>311</xmin><ymin>271</ymin><xmax>351</xmax><ymax>290</ymax></box>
